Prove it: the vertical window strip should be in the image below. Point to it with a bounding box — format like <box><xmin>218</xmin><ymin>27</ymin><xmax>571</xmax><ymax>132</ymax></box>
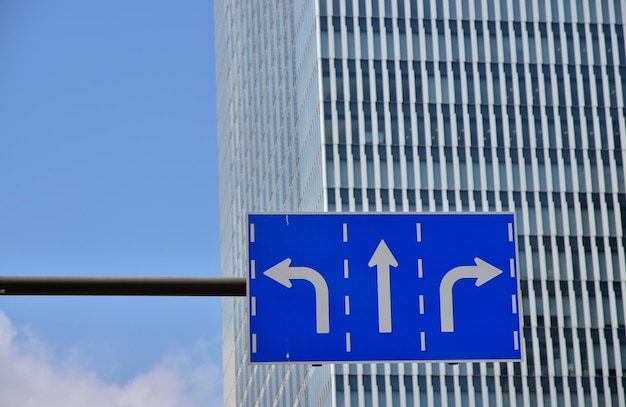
<box><xmin>491</xmin><ymin>362</ymin><xmax>505</xmax><ymax>405</ymax></box>
<box><xmin>504</xmin><ymin>145</ymin><xmax>517</xmax><ymax>211</ymax></box>
<box><xmin>545</xmin><ymin>328</ymin><xmax>562</xmax><ymax>401</ymax></box>
<box><xmin>596</xmin><ymin>328</ymin><xmax>613</xmax><ymax>405</ymax></box>
<box><xmin>362</xmin><ymin>107</ymin><xmax>375</xmax><ymax>204</ymax></box>
<box><xmin>552</xmin><ymin>105</ymin><xmax>566</xmax><ymax>152</ymax></box>
<box><xmin>419</xmin><ymin>147</ymin><xmax>435</xmax><ymax>212</ymax></box>
<box><xmin>476</xmin><ymin>147</ymin><xmax>487</xmax><ymax>210</ymax></box>
<box><xmin>570</xmin><ymin>325</ymin><xmax>586</xmax><ymax>402</ymax></box>
<box><xmin>406</xmin><ymin>95</ymin><xmax>420</xmax><ymax>204</ymax></box>
<box><xmin>448</xmin><ymin>151</ymin><xmax>462</xmax><ymax>210</ymax></box>
<box><xmin>458</xmin><ymin>146</ymin><xmax>470</xmax><ymax>210</ymax></box>
<box><xmin>438</xmin><ymin>146</ymin><xmax>451</xmax><ymax>210</ymax></box>
<box><xmin>425</xmin><ymin>362</ymin><xmax>437</xmax><ymax>406</ymax></box>
<box><xmin>464</xmin><ymin>145</ymin><xmax>476</xmax><ymax>211</ymax></box>
<box><xmin>490</xmin><ymin>146</ymin><xmax>503</xmax><ymax>209</ymax></box>
<box><xmin>563</xmin><ymin>106</ymin><xmax>576</xmax><ymax>154</ymax></box>
<box><xmin>542</xmin><ymin>327</ymin><xmax>560</xmax><ymax>405</ymax></box>
<box><xmin>345</xmin><ymin>151</ymin><xmax>356</xmax><ymax>212</ymax></box>
<box><xmin>589</xmin><ymin>109</ymin><xmax>604</xmax><ymax>164</ymax></box>
<box><xmin>463</xmin><ymin>363</ymin><xmax>477</xmax><ymax>405</ymax></box>
<box><xmin>537</xmin><ymin>148</ymin><xmax>551</xmax><ymax>195</ymax></box>
<box><xmin>396</xmin><ymin>125</ymin><xmax>410</xmax><ymax>211</ymax></box>
<box><xmin>330</xmin><ymin>143</ymin><xmax>341</xmax><ymax>208</ymax></box>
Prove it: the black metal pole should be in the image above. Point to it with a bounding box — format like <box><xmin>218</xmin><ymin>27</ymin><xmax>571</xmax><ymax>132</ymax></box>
<box><xmin>0</xmin><ymin>276</ymin><xmax>246</xmax><ymax>297</ymax></box>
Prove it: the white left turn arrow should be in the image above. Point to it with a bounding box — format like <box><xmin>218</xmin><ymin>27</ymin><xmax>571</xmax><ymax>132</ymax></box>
<box><xmin>439</xmin><ymin>257</ymin><xmax>503</xmax><ymax>332</ymax></box>
<box><xmin>368</xmin><ymin>240</ymin><xmax>398</xmax><ymax>333</ymax></box>
<box><xmin>263</xmin><ymin>258</ymin><xmax>330</xmax><ymax>334</ymax></box>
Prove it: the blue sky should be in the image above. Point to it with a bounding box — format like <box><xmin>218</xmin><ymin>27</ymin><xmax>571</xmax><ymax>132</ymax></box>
<box><xmin>0</xmin><ymin>1</ymin><xmax>222</xmax><ymax>405</ymax></box>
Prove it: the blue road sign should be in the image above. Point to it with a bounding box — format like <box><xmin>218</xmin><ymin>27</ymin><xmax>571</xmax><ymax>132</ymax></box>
<box><xmin>248</xmin><ymin>213</ymin><xmax>522</xmax><ymax>364</ymax></box>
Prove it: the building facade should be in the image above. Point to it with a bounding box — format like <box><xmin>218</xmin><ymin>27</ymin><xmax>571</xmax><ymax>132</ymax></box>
<box><xmin>215</xmin><ymin>1</ymin><xmax>626</xmax><ymax>406</ymax></box>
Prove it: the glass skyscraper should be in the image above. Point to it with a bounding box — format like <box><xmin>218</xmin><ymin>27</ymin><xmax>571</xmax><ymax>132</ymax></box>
<box><xmin>215</xmin><ymin>1</ymin><xmax>625</xmax><ymax>406</ymax></box>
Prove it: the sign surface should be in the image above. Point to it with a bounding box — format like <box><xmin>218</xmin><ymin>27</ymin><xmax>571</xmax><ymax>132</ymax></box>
<box><xmin>248</xmin><ymin>213</ymin><xmax>522</xmax><ymax>363</ymax></box>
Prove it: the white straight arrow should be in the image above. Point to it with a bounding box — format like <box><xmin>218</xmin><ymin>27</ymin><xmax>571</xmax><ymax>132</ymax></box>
<box><xmin>368</xmin><ymin>240</ymin><xmax>398</xmax><ymax>333</ymax></box>
<box><xmin>439</xmin><ymin>257</ymin><xmax>503</xmax><ymax>332</ymax></box>
<box><xmin>263</xmin><ymin>258</ymin><xmax>330</xmax><ymax>334</ymax></box>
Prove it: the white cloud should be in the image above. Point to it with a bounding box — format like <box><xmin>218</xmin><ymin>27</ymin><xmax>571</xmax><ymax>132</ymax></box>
<box><xmin>0</xmin><ymin>311</ymin><xmax>222</xmax><ymax>407</ymax></box>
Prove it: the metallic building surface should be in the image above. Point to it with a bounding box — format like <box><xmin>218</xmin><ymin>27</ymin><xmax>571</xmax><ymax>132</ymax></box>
<box><xmin>216</xmin><ymin>0</ymin><xmax>626</xmax><ymax>406</ymax></box>
<box><xmin>215</xmin><ymin>1</ymin><xmax>331</xmax><ymax>406</ymax></box>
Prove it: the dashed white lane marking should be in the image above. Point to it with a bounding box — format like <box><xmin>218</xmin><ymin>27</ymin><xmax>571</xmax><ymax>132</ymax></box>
<box><xmin>512</xmin><ymin>294</ymin><xmax>518</xmax><ymax>314</ymax></box>
<box><xmin>251</xmin><ymin>296</ymin><xmax>257</xmax><ymax>316</ymax></box>
<box><xmin>419</xmin><ymin>295</ymin><xmax>425</xmax><ymax>314</ymax></box>
<box><xmin>251</xmin><ymin>260</ymin><xmax>256</xmax><ymax>279</ymax></box>
<box><xmin>342</xmin><ymin>223</ymin><xmax>348</xmax><ymax>242</ymax></box>
<box><xmin>513</xmin><ymin>331</ymin><xmax>519</xmax><ymax>350</ymax></box>
<box><xmin>420</xmin><ymin>332</ymin><xmax>426</xmax><ymax>351</ymax></box>
<box><xmin>508</xmin><ymin>223</ymin><xmax>514</xmax><ymax>242</ymax></box>
<box><xmin>416</xmin><ymin>223</ymin><xmax>422</xmax><ymax>242</ymax></box>
<box><xmin>346</xmin><ymin>332</ymin><xmax>352</xmax><ymax>352</ymax></box>
<box><xmin>345</xmin><ymin>295</ymin><xmax>351</xmax><ymax>315</ymax></box>
<box><xmin>510</xmin><ymin>258</ymin><xmax>515</xmax><ymax>278</ymax></box>
<box><xmin>250</xmin><ymin>223</ymin><xmax>255</xmax><ymax>243</ymax></box>
<box><xmin>417</xmin><ymin>259</ymin><xmax>423</xmax><ymax>278</ymax></box>
<box><xmin>252</xmin><ymin>334</ymin><xmax>257</xmax><ymax>353</ymax></box>
<box><xmin>343</xmin><ymin>259</ymin><xmax>349</xmax><ymax>278</ymax></box>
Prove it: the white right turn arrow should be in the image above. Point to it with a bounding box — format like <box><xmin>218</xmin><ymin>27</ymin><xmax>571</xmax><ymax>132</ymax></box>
<box><xmin>439</xmin><ymin>257</ymin><xmax>503</xmax><ymax>332</ymax></box>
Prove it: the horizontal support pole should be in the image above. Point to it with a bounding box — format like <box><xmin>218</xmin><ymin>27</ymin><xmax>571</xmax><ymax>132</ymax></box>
<box><xmin>0</xmin><ymin>276</ymin><xmax>247</xmax><ymax>297</ymax></box>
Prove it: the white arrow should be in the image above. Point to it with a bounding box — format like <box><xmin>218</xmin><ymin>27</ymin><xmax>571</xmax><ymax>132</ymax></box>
<box><xmin>263</xmin><ymin>258</ymin><xmax>330</xmax><ymax>334</ymax></box>
<box><xmin>368</xmin><ymin>240</ymin><xmax>398</xmax><ymax>333</ymax></box>
<box><xmin>439</xmin><ymin>257</ymin><xmax>503</xmax><ymax>332</ymax></box>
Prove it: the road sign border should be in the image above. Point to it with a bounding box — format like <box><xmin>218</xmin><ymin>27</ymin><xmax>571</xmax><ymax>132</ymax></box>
<box><xmin>247</xmin><ymin>212</ymin><xmax>524</xmax><ymax>365</ymax></box>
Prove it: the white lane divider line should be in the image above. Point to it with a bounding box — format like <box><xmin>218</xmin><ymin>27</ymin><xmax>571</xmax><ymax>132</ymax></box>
<box><xmin>342</xmin><ymin>223</ymin><xmax>348</xmax><ymax>242</ymax></box>
<box><xmin>252</xmin><ymin>334</ymin><xmax>257</xmax><ymax>353</ymax></box>
<box><xmin>513</xmin><ymin>331</ymin><xmax>519</xmax><ymax>350</ymax></box>
<box><xmin>508</xmin><ymin>223</ymin><xmax>514</xmax><ymax>242</ymax></box>
<box><xmin>419</xmin><ymin>295</ymin><xmax>425</xmax><ymax>314</ymax></box>
<box><xmin>251</xmin><ymin>296</ymin><xmax>257</xmax><ymax>316</ymax></box>
<box><xmin>250</xmin><ymin>223</ymin><xmax>255</xmax><ymax>243</ymax></box>
<box><xmin>511</xmin><ymin>294</ymin><xmax>518</xmax><ymax>314</ymax></box>
<box><xmin>343</xmin><ymin>259</ymin><xmax>349</xmax><ymax>278</ymax></box>
<box><xmin>420</xmin><ymin>332</ymin><xmax>426</xmax><ymax>351</ymax></box>
<box><xmin>346</xmin><ymin>332</ymin><xmax>352</xmax><ymax>352</ymax></box>
<box><xmin>418</xmin><ymin>259</ymin><xmax>423</xmax><ymax>278</ymax></box>
<box><xmin>416</xmin><ymin>223</ymin><xmax>422</xmax><ymax>242</ymax></box>
<box><xmin>510</xmin><ymin>258</ymin><xmax>515</xmax><ymax>278</ymax></box>
<box><xmin>251</xmin><ymin>260</ymin><xmax>256</xmax><ymax>279</ymax></box>
<box><xmin>345</xmin><ymin>295</ymin><xmax>351</xmax><ymax>315</ymax></box>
